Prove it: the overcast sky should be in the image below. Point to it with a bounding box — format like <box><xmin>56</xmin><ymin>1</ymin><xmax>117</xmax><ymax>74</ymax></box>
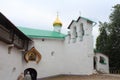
<box><xmin>0</xmin><ymin>0</ymin><xmax>120</xmax><ymax>47</ymax></box>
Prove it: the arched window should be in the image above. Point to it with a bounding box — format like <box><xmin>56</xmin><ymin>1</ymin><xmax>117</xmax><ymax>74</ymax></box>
<box><xmin>80</xmin><ymin>23</ymin><xmax>84</xmax><ymax>36</ymax></box>
<box><xmin>72</xmin><ymin>26</ymin><xmax>77</xmax><ymax>43</ymax></box>
<box><xmin>73</xmin><ymin>26</ymin><xmax>77</xmax><ymax>38</ymax></box>
<box><xmin>68</xmin><ymin>31</ymin><xmax>71</xmax><ymax>43</ymax></box>
<box><xmin>99</xmin><ymin>56</ymin><xmax>106</xmax><ymax>64</ymax></box>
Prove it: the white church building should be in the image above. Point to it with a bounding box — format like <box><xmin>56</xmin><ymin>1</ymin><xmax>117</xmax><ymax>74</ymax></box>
<box><xmin>0</xmin><ymin>12</ymin><xmax>109</xmax><ymax>80</ymax></box>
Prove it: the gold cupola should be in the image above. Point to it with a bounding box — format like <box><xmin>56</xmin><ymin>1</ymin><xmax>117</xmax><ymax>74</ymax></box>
<box><xmin>53</xmin><ymin>14</ymin><xmax>62</xmax><ymax>27</ymax></box>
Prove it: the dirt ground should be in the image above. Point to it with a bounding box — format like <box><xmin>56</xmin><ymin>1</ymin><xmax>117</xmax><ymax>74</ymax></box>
<box><xmin>38</xmin><ymin>74</ymin><xmax>120</xmax><ymax>80</ymax></box>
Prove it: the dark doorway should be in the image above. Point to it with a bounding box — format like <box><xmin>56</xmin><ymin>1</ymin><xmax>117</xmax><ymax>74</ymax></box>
<box><xmin>94</xmin><ymin>56</ymin><xmax>97</xmax><ymax>70</ymax></box>
<box><xmin>24</xmin><ymin>68</ymin><xmax>37</xmax><ymax>80</ymax></box>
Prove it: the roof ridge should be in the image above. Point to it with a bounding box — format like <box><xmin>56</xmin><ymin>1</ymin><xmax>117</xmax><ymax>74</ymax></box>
<box><xmin>18</xmin><ymin>26</ymin><xmax>66</xmax><ymax>39</ymax></box>
<box><xmin>18</xmin><ymin>26</ymin><xmax>53</xmax><ymax>32</ymax></box>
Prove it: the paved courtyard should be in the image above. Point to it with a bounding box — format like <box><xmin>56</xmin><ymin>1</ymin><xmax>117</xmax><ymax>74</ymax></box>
<box><xmin>38</xmin><ymin>74</ymin><xmax>120</xmax><ymax>80</ymax></box>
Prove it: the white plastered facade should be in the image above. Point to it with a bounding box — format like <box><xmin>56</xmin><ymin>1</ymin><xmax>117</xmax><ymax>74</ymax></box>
<box><xmin>0</xmin><ymin>41</ymin><xmax>23</xmax><ymax>80</ymax></box>
<box><xmin>95</xmin><ymin>53</ymin><xmax>109</xmax><ymax>73</ymax></box>
<box><xmin>0</xmin><ymin>17</ymin><xmax>99</xmax><ymax>80</ymax></box>
<box><xmin>23</xmin><ymin>18</ymin><xmax>95</xmax><ymax>78</ymax></box>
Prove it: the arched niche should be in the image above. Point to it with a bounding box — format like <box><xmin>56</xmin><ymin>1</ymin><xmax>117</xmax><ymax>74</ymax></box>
<box><xmin>24</xmin><ymin>68</ymin><xmax>37</xmax><ymax>80</ymax></box>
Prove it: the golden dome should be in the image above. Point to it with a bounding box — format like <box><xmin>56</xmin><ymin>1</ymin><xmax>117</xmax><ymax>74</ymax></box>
<box><xmin>53</xmin><ymin>15</ymin><xmax>62</xmax><ymax>27</ymax></box>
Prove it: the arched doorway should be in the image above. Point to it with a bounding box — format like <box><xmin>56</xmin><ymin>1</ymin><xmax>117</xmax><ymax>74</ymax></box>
<box><xmin>94</xmin><ymin>56</ymin><xmax>97</xmax><ymax>70</ymax></box>
<box><xmin>24</xmin><ymin>68</ymin><xmax>37</xmax><ymax>80</ymax></box>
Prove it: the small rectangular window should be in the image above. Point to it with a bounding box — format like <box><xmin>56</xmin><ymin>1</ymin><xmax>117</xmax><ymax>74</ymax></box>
<box><xmin>99</xmin><ymin>56</ymin><xmax>106</xmax><ymax>64</ymax></box>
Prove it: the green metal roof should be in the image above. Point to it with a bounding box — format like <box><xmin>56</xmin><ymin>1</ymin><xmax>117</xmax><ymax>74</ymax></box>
<box><xmin>18</xmin><ymin>27</ymin><xmax>66</xmax><ymax>39</ymax></box>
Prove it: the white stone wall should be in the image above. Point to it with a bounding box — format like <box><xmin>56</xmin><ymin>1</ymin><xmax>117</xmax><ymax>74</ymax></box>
<box><xmin>64</xmin><ymin>36</ymin><xmax>94</xmax><ymax>75</ymax></box>
<box><xmin>24</xmin><ymin>36</ymin><xmax>94</xmax><ymax>78</ymax></box>
<box><xmin>22</xmin><ymin>17</ymin><xmax>95</xmax><ymax>78</ymax></box>
<box><xmin>0</xmin><ymin>16</ymin><xmax>95</xmax><ymax>79</ymax></box>
<box><xmin>95</xmin><ymin>53</ymin><xmax>109</xmax><ymax>73</ymax></box>
<box><xmin>24</xmin><ymin>38</ymin><xmax>65</xmax><ymax>78</ymax></box>
<box><xmin>0</xmin><ymin>41</ymin><xmax>23</xmax><ymax>80</ymax></box>
<box><xmin>23</xmin><ymin>18</ymin><xmax>94</xmax><ymax>78</ymax></box>
<box><xmin>77</xmin><ymin>18</ymin><xmax>93</xmax><ymax>36</ymax></box>
<box><xmin>64</xmin><ymin>18</ymin><xmax>94</xmax><ymax>75</ymax></box>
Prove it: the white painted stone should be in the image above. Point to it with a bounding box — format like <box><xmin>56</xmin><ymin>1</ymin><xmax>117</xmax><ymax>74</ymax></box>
<box><xmin>0</xmin><ymin>17</ymin><xmax>109</xmax><ymax>80</ymax></box>
<box><xmin>23</xmin><ymin>18</ymin><xmax>95</xmax><ymax>78</ymax></box>
<box><xmin>95</xmin><ymin>53</ymin><xmax>109</xmax><ymax>73</ymax></box>
<box><xmin>0</xmin><ymin>41</ymin><xmax>23</xmax><ymax>80</ymax></box>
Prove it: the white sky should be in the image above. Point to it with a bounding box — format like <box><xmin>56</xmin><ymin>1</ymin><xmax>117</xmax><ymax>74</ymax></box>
<box><xmin>0</xmin><ymin>0</ymin><xmax>120</xmax><ymax>47</ymax></box>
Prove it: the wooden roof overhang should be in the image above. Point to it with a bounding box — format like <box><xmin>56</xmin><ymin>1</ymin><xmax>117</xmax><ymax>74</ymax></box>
<box><xmin>0</xmin><ymin>12</ymin><xmax>32</xmax><ymax>50</ymax></box>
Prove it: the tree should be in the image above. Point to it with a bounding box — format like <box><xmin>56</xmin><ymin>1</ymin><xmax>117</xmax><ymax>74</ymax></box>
<box><xmin>109</xmin><ymin>4</ymin><xmax>120</xmax><ymax>70</ymax></box>
<box><xmin>96</xmin><ymin>4</ymin><xmax>120</xmax><ymax>70</ymax></box>
<box><xmin>96</xmin><ymin>22</ymin><xmax>109</xmax><ymax>54</ymax></box>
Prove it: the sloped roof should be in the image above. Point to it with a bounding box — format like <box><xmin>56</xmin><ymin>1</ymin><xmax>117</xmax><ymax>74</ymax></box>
<box><xmin>0</xmin><ymin>12</ymin><xmax>31</xmax><ymax>41</ymax></box>
<box><xmin>76</xmin><ymin>16</ymin><xmax>95</xmax><ymax>23</ymax></box>
<box><xmin>18</xmin><ymin>27</ymin><xmax>66</xmax><ymax>39</ymax></box>
<box><xmin>68</xmin><ymin>16</ymin><xmax>96</xmax><ymax>29</ymax></box>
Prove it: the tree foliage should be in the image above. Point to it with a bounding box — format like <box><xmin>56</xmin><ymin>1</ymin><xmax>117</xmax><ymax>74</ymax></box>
<box><xmin>96</xmin><ymin>22</ymin><xmax>109</xmax><ymax>54</ymax></box>
<box><xmin>96</xmin><ymin>4</ymin><xmax>120</xmax><ymax>70</ymax></box>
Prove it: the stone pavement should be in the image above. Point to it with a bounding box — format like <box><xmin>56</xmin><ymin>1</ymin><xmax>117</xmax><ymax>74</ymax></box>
<box><xmin>37</xmin><ymin>74</ymin><xmax>120</xmax><ymax>80</ymax></box>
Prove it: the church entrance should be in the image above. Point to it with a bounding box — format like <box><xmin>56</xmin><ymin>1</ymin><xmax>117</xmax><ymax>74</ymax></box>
<box><xmin>24</xmin><ymin>68</ymin><xmax>37</xmax><ymax>80</ymax></box>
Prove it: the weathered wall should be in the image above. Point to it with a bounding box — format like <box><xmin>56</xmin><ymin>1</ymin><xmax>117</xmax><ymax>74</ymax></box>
<box><xmin>23</xmin><ymin>18</ymin><xmax>94</xmax><ymax>78</ymax></box>
<box><xmin>95</xmin><ymin>53</ymin><xmax>109</xmax><ymax>73</ymax></box>
<box><xmin>64</xmin><ymin>36</ymin><xmax>94</xmax><ymax>75</ymax></box>
<box><xmin>0</xmin><ymin>41</ymin><xmax>23</xmax><ymax>80</ymax></box>
<box><xmin>64</xmin><ymin>18</ymin><xmax>94</xmax><ymax>75</ymax></box>
<box><xmin>23</xmin><ymin>38</ymin><xmax>65</xmax><ymax>78</ymax></box>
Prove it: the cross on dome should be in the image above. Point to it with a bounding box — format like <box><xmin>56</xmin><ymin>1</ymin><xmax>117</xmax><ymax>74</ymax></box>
<box><xmin>53</xmin><ymin>12</ymin><xmax>62</xmax><ymax>27</ymax></box>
